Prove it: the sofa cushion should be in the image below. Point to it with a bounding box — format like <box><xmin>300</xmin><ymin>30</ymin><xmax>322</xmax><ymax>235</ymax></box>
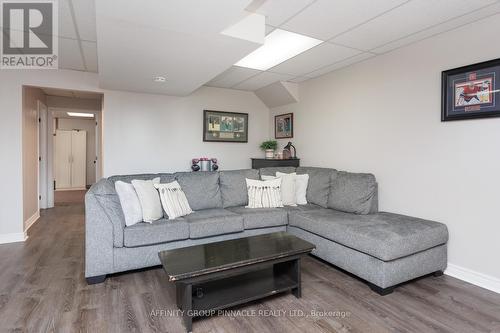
<box><xmin>281</xmin><ymin>203</ymin><xmax>324</xmax><ymax>213</ymax></box>
<box><xmin>289</xmin><ymin>209</ymin><xmax>448</xmax><ymax>261</ymax></box>
<box><xmin>259</xmin><ymin>166</ymin><xmax>296</xmax><ymax>176</ymax></box>
<box><xmin>123</xmin><ymin>218</ymin><xmax>189</xmax><ymax>247</ymax></box>
<box><xmin>186</xmin><ymin>208</ymin><xmax>244</xmax><ymax>239</ymax></box>
<box><xmin>89</xmin><ymin>179</ymin><xmax>126</xmax><ymax>247</ymax></box>
<box><xmin>108</xmin><ymin>173</ymin><xmax>159</xmax><ymax>184</ymax></box>
<box><xmin>296</xmin><ymin>167</ymin><xmax>336</xmax><ymax>208</ymax></box>
<box><xmin>158</xmin><ymin>173</ymin><xmax>176</xmax><ymax>184</ymax></box>
<box><xmin>220</xmin><ymin>169</ymin><xmax>259</xmax><ymax>208</ymax></box>
<box><xmin>328</xmin><ymin>171</ymin><xmax>378</xmax><ymax>214</ymax></box>
<box><xmin>227</xmin><ymin>206</ymin><xmax>287</xmax><ymax>229</ymax></box>
<box><xmin>176</xmin><ymin>172</ymin><xmax>222</xmax><ymax>211</ymax></box>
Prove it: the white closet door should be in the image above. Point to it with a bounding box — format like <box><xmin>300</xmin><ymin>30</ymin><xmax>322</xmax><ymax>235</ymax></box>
<box><xmin>71</xmin><ymin>130</ymin><xmax>87</xmax><ymax>189</ymax></box>
<box><xmin>54</xmin><ymin>130</ymin><xmax>72</xmax><ymax>189</ymax></box>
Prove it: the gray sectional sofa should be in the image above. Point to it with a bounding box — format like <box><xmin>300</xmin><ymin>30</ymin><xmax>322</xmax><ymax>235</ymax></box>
<box><xmin>85</xmin><ymin>166</ymin><xmax>448</xmax><ymax>295</ymax></box>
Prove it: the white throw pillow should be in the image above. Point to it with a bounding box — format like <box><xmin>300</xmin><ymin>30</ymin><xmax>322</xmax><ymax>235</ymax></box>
<box><xmin>115</xmin><ymin>181</ymin><xmax>143</xmax><ymax>226</ymax></box>
<box><xmin>262</xmin><ymin>172</ymin><xmax>297</xmax><ymax>206</ymax></box>
<box><xmin>154</xmin><ymin>181</ymin><xmax>193</xmax><ymax>219</ymax></box>
<box><xmin>277</xmin><ymin>172</ymin><xmax>309</xmax><ymax>205</ymax></box>
<box><xmin>246</xmin><ymin>178</ymin><xmax>283</xmax><ymax>208</ymax></box>
<box><xmin>131</xmin><ymin>177</ymin><xmax>163</xmax><ymax>222</ymax></box>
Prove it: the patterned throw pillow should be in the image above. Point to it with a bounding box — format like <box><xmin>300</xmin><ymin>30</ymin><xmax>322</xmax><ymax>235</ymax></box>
<box><xmin>154</xmin><ymin>181</ymin><xmax>193</xmax><ymax>219</ymax></box>
<box><xmin>245</xmin><ymin>178</ymin><xmax>283</xmax><ymax>208</ymax></box>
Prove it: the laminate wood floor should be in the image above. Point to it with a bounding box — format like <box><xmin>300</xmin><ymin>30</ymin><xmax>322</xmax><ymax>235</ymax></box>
<box><xmin>54</xmin><ymin>190</ymin><xmax>87</xmax><ymax>205</ymax></box>
<box><xmin>1</xmin><ymin>203</ymin><xmax>500</xmax><ymax>333</ymax></box>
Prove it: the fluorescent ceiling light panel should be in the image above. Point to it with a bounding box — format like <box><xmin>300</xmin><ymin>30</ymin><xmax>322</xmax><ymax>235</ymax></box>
<box><xmin>234</xmin><ymin>29</ymin><xmax>322</xmax><ymax>71</ymax></box>
<box><xmin>67</xmin><ymin>112</ymin><xmax>94</xmax><ymax>118</ymax></box>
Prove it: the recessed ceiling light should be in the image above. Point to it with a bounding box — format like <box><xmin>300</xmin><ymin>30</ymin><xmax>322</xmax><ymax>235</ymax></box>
<box><xmin>234</xmin><ymin>29</ymin><xmax>322</xmax><ymax>71</ymax></box>
<box><xmin>67</xmin><ymin>112</ymin><xmax>94</xmax><ymax>118</ymax></box>
<box><xmin>153</xmin><ymin>76</ymin><xmax>166</xmax><ymax>83</ymax></box>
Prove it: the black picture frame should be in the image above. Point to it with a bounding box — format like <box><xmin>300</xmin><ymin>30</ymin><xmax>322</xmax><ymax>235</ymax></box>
<box><xmin>441</xmin><ymin>58</ymin><xmax>500</xmax><ymax>121</ymax></box>
<box><xmin>275</xmin><ymin>113</ymin><xmax>293</xmax><ymax>139</ymax></box>
<box><xmin>203</xmin><ymin>110</ymin><xmax>248</xmax><ymax>143</ymax></box>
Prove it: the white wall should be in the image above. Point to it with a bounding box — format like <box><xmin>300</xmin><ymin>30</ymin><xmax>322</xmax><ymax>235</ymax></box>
<box><xmin>103</xmin><ymin>87</ymin><xmax>269</xmax><ymax>175</ymax></box>
<box><xmin>270</xmin><ymin>14</ymin><xmax>500</xmax><ymax>281</ymax></box>
<box><xmin>0</xmin><ymin>69</ymin><xmax>269</xmax><ymax>241</ymax></box>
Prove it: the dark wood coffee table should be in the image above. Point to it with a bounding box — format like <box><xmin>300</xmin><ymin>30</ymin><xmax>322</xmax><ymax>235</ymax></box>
<box><xmin>158</xmin><ymin>231</ymin><xmax>315</xmax><ymax>332</ymax></box>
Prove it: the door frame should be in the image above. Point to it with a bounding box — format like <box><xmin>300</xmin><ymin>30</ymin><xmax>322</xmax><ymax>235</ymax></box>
<box><xmin>38</xmin><ymin>100</ymin><xmax>48</xmax><ymax>209</ymax></box>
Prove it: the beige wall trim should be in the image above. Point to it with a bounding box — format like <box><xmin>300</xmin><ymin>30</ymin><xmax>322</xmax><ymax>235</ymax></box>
<box><xmin>24</xmin><ymin>211</ymin><xmax>40</xmax><ymax>233</ymax></box>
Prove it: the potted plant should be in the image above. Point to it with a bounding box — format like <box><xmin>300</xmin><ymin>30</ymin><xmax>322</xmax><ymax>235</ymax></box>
<box><xmin>260</xmin><ymin>140</ymin><xmax>278</xmax><ymax>159</ymax></box>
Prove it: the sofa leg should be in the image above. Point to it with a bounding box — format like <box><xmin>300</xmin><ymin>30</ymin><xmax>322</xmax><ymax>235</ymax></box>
<box><xmin>433</xmin><ymin>270</ymin><xmax>444</xmax><ymax>277</ymax></box>
<box><xmin>86</xmin><ymin>275</ymin><xmax>106</xmax><ymax>284</ymax></box>
<box><xmin>369</xmin><ymin>283</ymin><xmax>394</xmax><ymax>296</ymax></box>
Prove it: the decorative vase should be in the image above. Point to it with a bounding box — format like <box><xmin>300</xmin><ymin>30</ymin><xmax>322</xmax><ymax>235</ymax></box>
<box><xmin>265</xmin><ymin>149</ymin><xmax>274</xmax><ymax>159</ymax></box>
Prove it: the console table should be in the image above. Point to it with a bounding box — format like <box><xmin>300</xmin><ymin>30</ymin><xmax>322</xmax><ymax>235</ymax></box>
<box><xmin>251</xmin><ymin>158</ymin><xmax>300</xmax><ymax>169</ymax></box>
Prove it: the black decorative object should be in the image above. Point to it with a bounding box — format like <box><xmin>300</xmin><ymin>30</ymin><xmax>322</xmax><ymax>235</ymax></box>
<box><xmin>283</xmin><ymin>141</ymin><xmax>296</xmax><ymax>159</ymax></box>
<box><xmin>203</xmin><ymin>110</ymin><xmax>248</xmax><ymax>142</ymax></box>
<box><xmin>442</xmin><ymin>58</ymin><xmax>500</xmax><ymax>121</ymax></box>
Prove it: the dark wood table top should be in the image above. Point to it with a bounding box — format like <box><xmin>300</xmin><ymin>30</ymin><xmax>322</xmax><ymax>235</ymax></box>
<box><xmin>159</xmin><ymin>232</ymin><xmax>315</xmax><ymax>282</ymax></box>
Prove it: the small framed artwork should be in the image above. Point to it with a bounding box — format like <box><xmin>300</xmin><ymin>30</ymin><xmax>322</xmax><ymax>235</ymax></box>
<box><xmin>442</xmin><ymin>58</ymin><xmax>500</xmax><ymax>121</ymax></box>
<box><xmin>203</xmin><ymin>110</ymin><xmax>248</xmax><ymax>142</ymax></box>
<box><xmin>275</xmin><ymin>113</ymin><xmax>293</xmax><ymax>139</ymax></box>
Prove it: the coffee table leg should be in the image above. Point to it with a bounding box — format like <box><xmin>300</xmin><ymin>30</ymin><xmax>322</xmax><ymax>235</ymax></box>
<box><xmin>180</xmin><ymin>283</ymin><xmax>192</xmax><ymax>332</ymax></box>
<box><xmin>292</xmin><ymin>258</ymin><xmax>301</xmax><ymax>298</ymax></box>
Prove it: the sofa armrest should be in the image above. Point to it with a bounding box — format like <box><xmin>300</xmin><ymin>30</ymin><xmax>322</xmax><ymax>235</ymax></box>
<box><xmin>85</xmin><ymin>192</ymin><xmax>114</xmax><ymax>278</ymax></box>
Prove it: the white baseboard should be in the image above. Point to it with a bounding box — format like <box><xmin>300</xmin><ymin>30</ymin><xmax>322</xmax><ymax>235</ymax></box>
<box><xmin>445</xmin><ymin>263</ymin><xmax>500</xmax><ymax>294</ymax></box>
<box><xmin>25</xmin><ymin>211</ymin><xmax>40</xmax><ymax>232</ymax></box>
<box><xmin>0</xmin><ymin>232</ymin><xmax>27</xmax><ymax>244</ymax></box>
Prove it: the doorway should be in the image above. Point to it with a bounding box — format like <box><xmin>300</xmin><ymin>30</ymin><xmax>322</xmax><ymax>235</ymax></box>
<box><xmin>22</xmin><ymin>86</ymin><xmax>103</xmax><ymax>233</ymax></box>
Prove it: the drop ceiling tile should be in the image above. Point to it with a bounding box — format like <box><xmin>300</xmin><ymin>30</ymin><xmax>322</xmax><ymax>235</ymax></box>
<box><xmin>289</xmin><ymin>76</ymin><xmax>310</xmax><ymax>83</ymax></box>
<box><xmin>58</xmin><ymin>0</ymin><xmax>77</xmax><ymax>39</ymax></box>
<box><xmin>371</xmin><ymin>2</ymin><xmax>500</xmax><ymax>54</ymax></box>
<box><xmin>305</xmin><ymin>52</ymin><xmax>375</xmax><ymax>78</ymax></box>
<box><xmin>81</xmin><ymin>41</ymin><xmax>98</xmax><ymax>72</ymax></box>
<box><xmin>206</xmin><ymin>66</ymin><xmax>261</xmax><ymax>88</ymax></box>
<box><xmin>233</xmin><ymin>72</ymin><xmax>294</xmax><ymax>91</ymax></box>
<box><xmin>72</xmin><ymin>0</ymin><xmax>98</xmax><ymax>41</ymax></box>
<box><xmin>58</xmin><ymin>37</ymin><xmax>85</xmax><ymax>71</ymax></box>
<box><xmin>254</xmin><ymin>0</ymin><xmax>315</xmax><ymax>27</ymax></box>
<box><xmin>332</xmin><ymin>0</ymin><xmax>498</xmax><ymax>51</ymax></box>
<box><xmin>270</xmin><ymin>42</ymin><xmax>361</xmax><ymax>76</ymax></box>
<box><xmin>282</xmin><ymin>0</ymin><xmax>407</xmax><ymax>40</ymax></box>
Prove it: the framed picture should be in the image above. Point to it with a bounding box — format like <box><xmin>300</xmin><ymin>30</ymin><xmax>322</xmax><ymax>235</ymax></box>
<box><xmin>275</xmin><ymin>113</ymin><xmax>293</xmax><ymax>139</ymax></box>
<box><xmin>442</xmin><ymin>58</ymin><xmax>500</xmax><ymax>121</ymax></box>
<box><xmin>203</xmin><ymin>110</ymin><xmax>248</xmax><ymax>142</ymax></box>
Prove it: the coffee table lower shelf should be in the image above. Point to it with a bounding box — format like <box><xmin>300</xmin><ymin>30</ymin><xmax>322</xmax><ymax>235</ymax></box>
<box><xmin>175</xmin><ymin>258</ymin><xmax>302</xmax><ymax>332</ymax></box>
<box><xmin>193</xmin><ymin>267</ymin><xmax>298</xmax><ymax>311</ymax></box>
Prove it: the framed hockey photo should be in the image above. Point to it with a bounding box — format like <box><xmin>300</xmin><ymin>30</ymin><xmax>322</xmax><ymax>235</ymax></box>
<box><xmin>442</xmin><ymin>58</ymin><xmax>500</xmax><ymax>121</ymax></box>
<box><xmin>275</xmin><ymin>113</ymin><xmax>293</xmax><ymax>139</ymax></box>
<box><xmin>203</xmin><ymin>110</ymin><xmax>248</xmax><ymax>142</ymax></box>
